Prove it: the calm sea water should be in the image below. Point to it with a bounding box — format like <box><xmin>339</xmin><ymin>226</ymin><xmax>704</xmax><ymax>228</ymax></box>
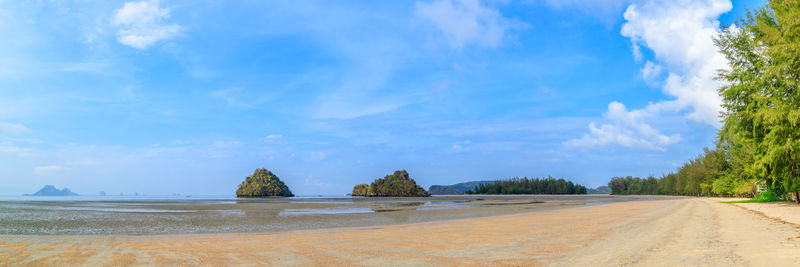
<box><xmin>0</xmin><ymin>195</ymin><xmax>628</xmax><ymax>235</ymax></box>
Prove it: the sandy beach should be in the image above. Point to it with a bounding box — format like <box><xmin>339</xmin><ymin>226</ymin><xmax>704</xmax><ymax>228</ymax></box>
<box><xmin>2</xmin><ymin>197</ymin><xmax>800</xmax><ymax>266</ymax></box>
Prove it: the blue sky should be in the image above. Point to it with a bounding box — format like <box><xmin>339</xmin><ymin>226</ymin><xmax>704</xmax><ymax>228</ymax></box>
<box><xmin>0</xmin><ymin>0</ymin><xmax>764</xmax><ymax>195</ymax></box>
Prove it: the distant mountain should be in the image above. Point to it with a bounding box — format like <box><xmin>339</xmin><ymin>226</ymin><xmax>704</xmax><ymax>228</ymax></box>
<box><xmin>429</xmin><ymin>181</ymin><xmax>496</xmax><ymax>195</ymax></box>
<box><xmin>588</xmin><ymin>186</ymin><xmax>611</xmax><ymax>194</ymax></box>
<box><xmin>25</xmin><ymin>185</ymin><xmax>79</xmax><ymax>196</ymax></box>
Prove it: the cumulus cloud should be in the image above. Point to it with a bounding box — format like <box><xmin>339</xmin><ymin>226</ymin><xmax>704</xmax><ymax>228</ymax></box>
<box><xmin>113</xmin><ymin>0</ymin><xmax>181</xmax><ymax>49</ymax></box>
<box><xmin>414</xmin><ymin>0</ymin><xmax>527</xmax><ymax>49</ymax></box>
<box><xmin>568</xmin><ymin>0</ymin><xmax>731</xmax><ymax>151</ymax></box>
<box><xmin>620</xmin><ymin>0</ymin><xmax>730</xmax><ymax>126</ymax></box>
<box><xmin>640</xmin><ymin>60</ymin><xmax>662</xmax><ymax>87</ymax></box>
<box><xmin>565</xmin><ymin>102</ymin><xmax>681</xmax><ymax>151</ymax></box>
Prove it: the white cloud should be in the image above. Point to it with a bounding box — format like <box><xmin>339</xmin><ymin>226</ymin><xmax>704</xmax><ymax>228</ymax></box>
<box><xmin>0</xmin><ymin>122</ymin><xmax>28</xmax><ymax>135</ymax></box>
<box><xmin>0</xmin><ymin>141</ymin><xmax>34</xmax><ymax>157</ymax></box>
<box><xmin>640</xmin><ymin>60</ymin><xmax>662</xmax><ymax>87</ymax></box>
<box><xmin>620</xmin><ymin>0</ymin><xmax>731</xmax><ymax>127</ymax></box>
<box><xmin>315</xmin><ymin>101</ymin><xmax>403</xmax><ymax>120</ymax></box>
<box><xmin>565</xmin><ymin>102</ymin><xmax>681</xmax><ymax>151</ymax></box>
<box><xmin>568</xmin><ymin>0</ymin><xmax>731</xmax><ymax>151</ymax></box>
<box><xmin>34</xmin><ymin>165</ymin><xmax>67</xmax><ymax>176</ymax></box>
<box><xmin>113</xmin><ymin>0</ymin><xmax>181</xmax><ymax>49</ymax></box>
<box><xmin>312</xmin><ymin>61</ymin><xmax>406</xmax><ymax>119</ymax></box>
<box><xmin>539</xmin><ymin>0</ymin><xmax>631</xmax><ymax>24</ymax></box>
<box><xmin>415</xmin><ymin>0</ymin><xmax>527</xmax><ymax>49</ymax></box>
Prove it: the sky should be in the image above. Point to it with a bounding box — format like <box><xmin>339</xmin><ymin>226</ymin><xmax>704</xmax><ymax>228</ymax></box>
<box><xmin>0</xmin><ymin>0</ymin><xmax>766</xmax><ymax>196</ymax></box>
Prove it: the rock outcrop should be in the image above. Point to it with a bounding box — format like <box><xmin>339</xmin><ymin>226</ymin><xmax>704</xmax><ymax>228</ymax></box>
<box><xmin>351</xmin><ymin>170</ymin><xmax>430</xmax><ymax>197</ymax></box>
<box><xmin>236</xmin><ymin>168</ymin><xmax>294</xmax><ymax>197</ymax></box>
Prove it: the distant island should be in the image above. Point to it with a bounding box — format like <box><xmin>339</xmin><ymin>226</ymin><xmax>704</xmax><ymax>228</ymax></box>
<box><xmin>467</xmin><ymin>177</ymin><xmax>587</xmax><ymax>195</ymax></box>
<box><xmin>352</xmin><ymin>170</ymin><xmax>430</xmax><ymax>197</ymax></box>
<box><xmin>236</xmin><ymin>168</ymin><xmax>294</xmax><ymax>197</ymax></box>
<box><xmin>429</xmin><ymin>181</ymin><xmax>496</xmax><ymax>195</ymax></box>
<box><xmin>25</xmin><ymin>185</ymin><xmax>79</xmax><ymax>196</ymax></box>
<box><xmin>588</xmin><ymin>186</ymin><xmax>611</xmax><ymax>194</ymax></box>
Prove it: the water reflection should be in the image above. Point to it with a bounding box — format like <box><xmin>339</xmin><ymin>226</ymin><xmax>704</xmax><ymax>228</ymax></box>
<box><xmin>280</xmin><ymin>208</ymin><xmax>374</xmax><ymax>216</ymax></box>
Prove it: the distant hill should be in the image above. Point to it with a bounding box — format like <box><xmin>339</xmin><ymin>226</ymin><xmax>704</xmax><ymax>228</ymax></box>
<box><xmin>25</xmin><ymin>185</ymin><xmax>79</xmax><ymax>196</ymax></box>
<box><xmin>588</xmin><ymin>186</ymin><xmax>611</xmax><ymax>194</ymax></box>
<box><xmin>429</xmin><ymin>181</ymin><xmax>496</xmax><ymax>195</ymax></box>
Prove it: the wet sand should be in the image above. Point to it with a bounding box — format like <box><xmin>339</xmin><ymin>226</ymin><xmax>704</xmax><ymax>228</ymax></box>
<box><xmin>2</xmin><ymin>197</ymin><xmax>800</xmax><ymax>266</ymax></box>
<box><xmin>0</xmin><ymin>195</ymin><xmax>631</xmax><ymax>235</ymax></box>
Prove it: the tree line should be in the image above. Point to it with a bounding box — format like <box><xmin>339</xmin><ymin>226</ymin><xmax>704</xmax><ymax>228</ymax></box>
<box><xmin>608</xmin><ymin>147</ymin><xmax>754</xmax><ymax>197</ymax></box>
<box><xmin>467</xmin><ymin>177</ymin><xmax>587</xmax><ymax>195</ymax></box>
<box><xmin>610</xmin><ymin>0</ymin><xmax>800</xmax><ymax>203</ymax></box>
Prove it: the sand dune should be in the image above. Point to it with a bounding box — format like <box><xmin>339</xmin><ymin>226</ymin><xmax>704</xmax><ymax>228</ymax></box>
<box><xmin>2</xmin><ymin>198</ymin><xmax>799</xmax><ymax>266</ymax></box>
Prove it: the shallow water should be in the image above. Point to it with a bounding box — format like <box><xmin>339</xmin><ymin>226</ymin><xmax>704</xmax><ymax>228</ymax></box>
<box><xmin>0</xmin><ymin>194</ymin><xmax>645</xmax><ymax>235</ymax></box>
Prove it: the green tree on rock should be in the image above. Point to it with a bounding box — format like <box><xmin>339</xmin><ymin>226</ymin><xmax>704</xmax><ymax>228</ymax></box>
<box><xmin>352</xmin><ymin>170</ymin><xmax>430</xmax><ymax>197</ymax></box>
<box><xmin>236</xmin><ymin>168</ymin><xmax>294</xmax><ymax>197</ymax></box>
<box><xmin>351</xmin><ymin>184</ymin><xmax>370</xmax><ymax>196</ymax></box>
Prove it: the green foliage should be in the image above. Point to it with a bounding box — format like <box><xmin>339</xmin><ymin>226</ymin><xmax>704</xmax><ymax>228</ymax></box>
<box><xmin>606</xmin><ymin>1</ymin><xmax>800</xmax><ymax>203</ymax></box>
<box><xmin>351</xmin><ymin>184</ymin><xmax>370</xmax><ymax>196</ymax></box>
<box><xmin>609</xmin><ymin>176</ymin><xmax>660</xmax><ymax>195</ymax></box>
<box><xmin>236</xmin><ymin>168</ymin><xmax>294</xmax><ymax>197</ymax></box>
<box><xmin>428</xmin><ymin>181</ymin><xmax>496</xmax><ymax>195</ymax></box>
<box><xmin>466</xmin><ymin>177</ymin><xmax>587</xmax><ymax>195</ymax></box>
<box><xmin>753</xmin><ymin>189</ymin><xmax>783</xmax><ymax>202</ymax></box>
<box><xmin>609</xmin><ymin>147</ymin><xmax>756</xmax><ymax>197</ymax></box>
<box><xmin>722</xmin><ymin>189</ymin><xmax>787</xmax><ymax>203</ymax></box>
<box><xmin>715</xmin><ymin>0</ymin><xmax>800</xmax><ymax>202</ymax></box>
<box><xmin>352</xmin><ymin>170</ymin><xmax>430</xmax><ymax>197</ymax></box>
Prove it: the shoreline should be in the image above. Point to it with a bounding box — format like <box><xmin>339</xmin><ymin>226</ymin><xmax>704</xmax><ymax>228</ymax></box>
<box><xmin>0</xmin><ymin>194</ymin><xmax>642</xmax><ymax>236</ymax></box>
<box><xmin>3</xmin><ymin>197</ymin><xmax>800</xmax><ymax>265</ymax></box>
<box><xmin>0</xmin><ymin>196</ymin><xmax>622</xmax><ymax>239</ymax></box>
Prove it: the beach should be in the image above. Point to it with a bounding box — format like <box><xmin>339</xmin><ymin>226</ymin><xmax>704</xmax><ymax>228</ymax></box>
<box><xmin>2</xmin><ymin>196</ymin><xmax>800</xmax><ymax>266</ymax></box>
<box><xmin>0</xmin><ymin>195</ymin><xmax>632</xmax><ymax>235</ymax></box>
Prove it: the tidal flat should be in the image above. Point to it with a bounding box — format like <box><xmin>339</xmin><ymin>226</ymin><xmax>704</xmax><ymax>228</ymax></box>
<box><xmin>0</xmin><ymin>195</ymin><xmax>648</xmax><ymax>235</ymax></box>
<box><xmin>8</xmin><ymin>197</ymin><xmax>800</xmax><ymax>266</ymax></box>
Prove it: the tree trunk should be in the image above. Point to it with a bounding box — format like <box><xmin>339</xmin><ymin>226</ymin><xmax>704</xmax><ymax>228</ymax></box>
<box><xmin>795</xmin><ymin>191</ymin><xmax>799</xmax><ymax>204</ymax></box>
